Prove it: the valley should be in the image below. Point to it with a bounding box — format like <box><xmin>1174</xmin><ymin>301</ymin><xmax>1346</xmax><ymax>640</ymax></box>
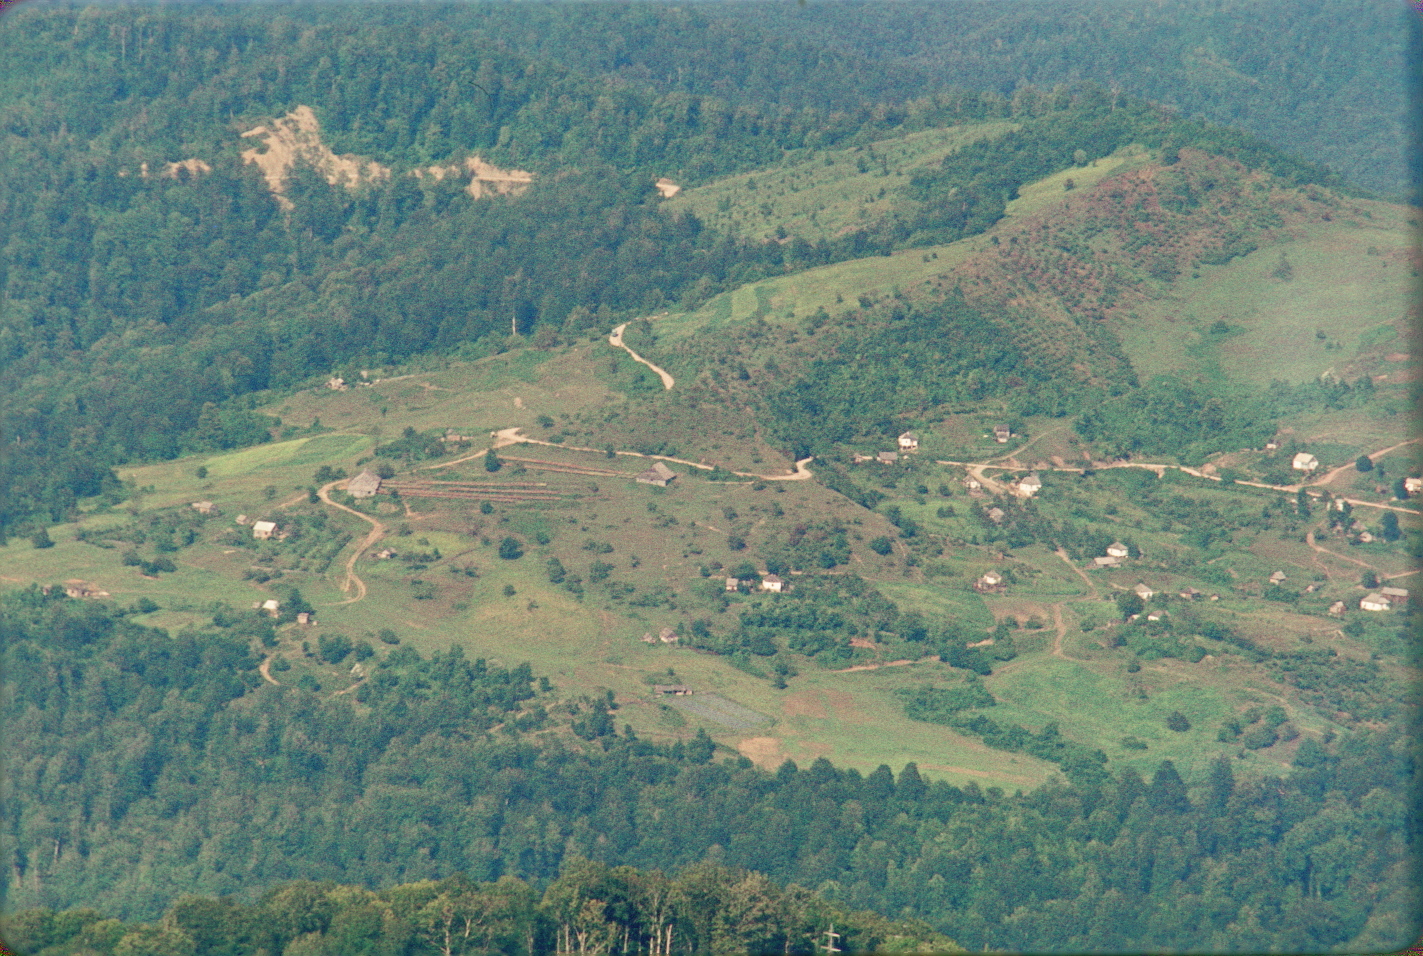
<box><xmin>1</xmin><ymin>4</ymin><xmax>1417</xmax><ymax>947</ymax></box>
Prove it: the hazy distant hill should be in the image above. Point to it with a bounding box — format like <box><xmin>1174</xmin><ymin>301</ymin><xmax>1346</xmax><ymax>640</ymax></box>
<box><xmin>706</xmin><ymin>0</ymin><xmax>1415</xmax><ymax>200</ymax></box>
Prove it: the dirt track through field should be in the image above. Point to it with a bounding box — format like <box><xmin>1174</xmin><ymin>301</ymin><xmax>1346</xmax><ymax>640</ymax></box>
<box><xmin>318</xmin><ymin>479</ymin><xmax>385</xmax><ymax>605</ymax></box>
<box><xmin>610</xmin><ymin>323</ymin><xmax>675</xmax><ymax>389</ymax></box>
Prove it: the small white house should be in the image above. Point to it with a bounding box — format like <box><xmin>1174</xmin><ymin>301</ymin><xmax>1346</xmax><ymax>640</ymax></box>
<box><xmin>261</xmin><ymin>599</ymin><xmax>280</xmax><ymax>617</ymax></box>
<box><xmin>1360</xmin><ymin>593</ymin><xmax>1391</xmax><ymax>612</ymax></box>
<box><xmin>964</xmin><ymin>476</ymin><xmax>982</xmax><ymax>491</ymax></box>
<box><xmin>978</xmin><ymin>570</ymin><xmax>1004</xmax><ymax>589</ymax></box>
<box><xmin>252</xmin><ymin>520</ymin><xmax>278</xmax><ymax>541</ymax></box>
<box><xmin>1106</xmin><ymin>541</ymin><xmax>1130</xmax><ymax>559</ymax></box>
<box><xmin>1405</xmin><ymin>477</ymin><xmax>1422</xmax><ymax>496</ymax></box>
<box><xmin>993</xmin><ymin>424</ymin><xmax>1012</xmax><ymax>443</ymax></box>
<box><xmin>1269</xmin><ymin>570</ymin><xmax>1288</xmax><ymax>585</ymax></box>
<box><xmin>1133</xmin><ymin>582</ymin><xmax>1155</xmax><ymax>601</ymax></box>
<box><xmin>1016</xmin><ymin>474</ymin><xmax>1043</xmax><ymax>497</ymax></box>
<box><xmin>1292</xmin><ymin>452</ymin><xmax>1319</xmax><ymax>473</ymax></box>
<box><xmin>761</xmin><ymin>574</ymin><xmax>784</xmax><ymax>593</ymax></box>
<box><xmin>898</xmin><ymin>432</ymin><xmax>920</xmax><ymax>451</ymax></box>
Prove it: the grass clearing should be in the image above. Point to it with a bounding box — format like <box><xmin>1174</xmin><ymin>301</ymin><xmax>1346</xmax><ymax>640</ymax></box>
<box><xmin>667</xmin><ymin>121</ymin><xmax>1018</xmax><ymax>243</ymax></box>
<box><xmin>1120</xmin><ymin>218</ymin><xmax>1412</xmax><ymax>386</ymax></box>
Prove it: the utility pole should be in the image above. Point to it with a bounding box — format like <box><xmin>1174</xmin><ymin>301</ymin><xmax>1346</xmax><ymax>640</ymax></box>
<box><xmin>822</xmin><ymin>924</ymin><xmax>841</xmax><ymax>955</ymax></box>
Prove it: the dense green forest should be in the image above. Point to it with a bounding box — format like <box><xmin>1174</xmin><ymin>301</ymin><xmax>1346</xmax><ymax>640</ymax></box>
<box><xmin>6</xmin><ymin>860</ymin><xmax>961</xmax><ymax>956</ymax></box>
<box><xmin>4</xmin><ymin>589</ymin><xmax>1418</xmax><ymax>951</ymax></box>
<box><xmin>719</xmin><ymin>0</ymin><xmax>1415</xmax><ymax>200</ymax></box>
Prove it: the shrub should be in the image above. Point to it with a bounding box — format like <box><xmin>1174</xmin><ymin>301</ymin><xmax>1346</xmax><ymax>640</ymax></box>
<box><xmin>1165</xmin><ymin>711</ymin><xmax>1191</xmax><ymax>732</ymax></box>
<box><xmin>868</xmin><ymin>536</ymin><xmax>893</xmax><ymax>555</ymax></box>
<box><xmin>498</xmin><ymin>537</ymin><xmax>523</xmax><ymax>560</ymax></box>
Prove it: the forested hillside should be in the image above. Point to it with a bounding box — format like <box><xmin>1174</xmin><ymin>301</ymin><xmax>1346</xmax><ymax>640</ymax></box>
<box><xmin>4</xmin><ymin>588</ymin><xmax>1418</xmax><ymax>951</ymax></box>
<box><xmin>720</xmin><ymin>0</ymin><xmax>1415</xmax><ymax>200</ymax></box>
<box><xmin>0</xmin><ymin>1</ymin><xmax>1350</xmax><ymax>540</ymax></box>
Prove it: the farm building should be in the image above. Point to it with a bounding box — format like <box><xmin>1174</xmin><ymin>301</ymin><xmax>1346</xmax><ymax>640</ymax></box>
<box><xmin>977</xmin><ymin>570</ymin><xmax>1004</xmax><ymax>590</ymax></box>
<box><xmin>1269</xmin><ymin>570</ymin><xmax>1288</xmax><ymax>585</ymax></box>
<box><xmin>658</xmin><ymin>626</ymin><xmax>680</xmax><ymax>644</ymax></box>
<box><xmin>1380</xmin><ymin>587</ymin><xmax>1410</xmax><ymax>608</ymax></box>
<box><xmin>191</xmin><ymin>501</ymin><xmax>218</xmax><ymax>516</ymax></box>
<box><xmin>1292</xmin><ymin>452</ymin><xmax>1319</xmax><ymax>473</ymax></box>
<box><xmin>635</xmin><ymin>461</ymin><xmax>677</xmax><ymax>487</ymax></box>
<box><xmin>898</xmin><ymin>432</ymin><xmax>919</xmax><ymax>450</ymax></box>
<box><xmin>1016</xmin><ymin>473</ymin><xmax>1042</xmax><ymax>497</ymax></box>
<box><xmin>261</xmin><ymin>599</ymin><xmax>280</xmax><ymax>617</ymax></box>
<box><xmin>993</xmin><ymin>424</ymin><xmax>1012</xmax><ymax>443</ymax></box>
<box><xmin>1405</xmin><ymin>477</ymin><xmax>1422</xmax><ymax>496</ymax></box>
<box><xmin>348</xmin><ymin>470</ymin><xmax>383</xmax><ymax>498</ymax></box>
<box><xmin>877</xmin><ymin>451</ymin><xmax>899</xmax><ymax>464</ymax></box>
<box><xmin>1329</xmin><ymin>601</ymin><xmax>1347</xmax><ymax>616</ymax></box>
<box><xmin>726</xmin><ymin>577</ymin><xmax>741</xmax><ymax>592</ymax></box>
<box><xmin>1133</xmin><ymin>582</ymin><xmax>1155</xmax><ymax>601</ymax></box>
<box><xmin>652</xmin><ymin>684</ymin><xmax>691</xmax><ymax>695</ymax></box>
<box><xmin>1106</xmin><ymin>541</ymin><xmax>1130</xmax><ymax>559</ymax></box>
<box><xmin>1360</xmin><ymin>593</ymin><xmax>1391</xmax><ymax>612</ymax></box>
<box><xmin>296</xmin><ymin>612</ymin><xmax>312</xmax><ymax>625</ymax></box>
<box><xmin>654</xmin><ymin>178</ymin><xmax>681</xmax><ymax>198</ymax></box>
<box><xmin>986</xmin><ymin>507</ymin><xmax>1005</xmax><ymax>524</ymax></box>
<box><xmin>761</xmin><ymin>574</ymin><xmax>784</xmax><ymax>593</ymax></box>
<box><xmin>1093</xmin><ymin>556</ymin><xmax>1120</xmax><ymax>568</ymax></box>
<box><xmin>964</xmin><ymin>476</ymin><xmax>982</xmax><ymax>491</ymax></box>
<box><xmin>251</xmin><ymin>520</ymin><xmax>278</xmax><ymax>540</ymax></box>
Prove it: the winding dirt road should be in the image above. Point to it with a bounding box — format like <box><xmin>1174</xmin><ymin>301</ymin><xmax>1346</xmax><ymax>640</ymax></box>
<box><xmin>610</xmin><ymin>323</ymin><xmax>675</xmax><ymax>390</ymax></box>
<box><xmin>317</xmin><ymin>478</ymin><xmax>386</xmax><ymax>605</ymax></box>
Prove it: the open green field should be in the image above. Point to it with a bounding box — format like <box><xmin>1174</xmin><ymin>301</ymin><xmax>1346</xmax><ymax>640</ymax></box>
<box><xmin>666</xmin><ymin>120</ymin><xmax>1018</xmax><ymax>243</ymax></box>
<box><xmin>1119</xmin><ymin>212</ymin><xmax>1413</xmax><ymax>386</ymax></box>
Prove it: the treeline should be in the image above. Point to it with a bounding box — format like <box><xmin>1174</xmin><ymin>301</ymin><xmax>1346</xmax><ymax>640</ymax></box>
<box><xmin>3</xmin><ymin>860</ymin><xmax>959</xmax><ymax>956</ymax></box>
<box><xmin>723</xmin><ymin>0</ymin><xmax>1410</xmax><ymax>198</ymax></box>
<box><xmin>3</xmin><ymin>588</ymin><xmax>1419</xmax><ymax>951</ymax></box>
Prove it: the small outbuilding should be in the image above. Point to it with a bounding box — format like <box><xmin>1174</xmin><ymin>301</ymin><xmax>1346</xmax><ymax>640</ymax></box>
<box><xmin>761</xmin><ymin>574</ymin><xmax>784</xmax><ymax>593</ymax></box>
<box><xmin>993</xmin><ymin>424</ymin><xmax>1012</xmax><ymax>443</ymax></box>
<box><xmin>898</xmin><ymin>432</ymin><xmax>919</xmax><ymax>451</ymax></box>
<box><xmin>348</xmin><ymin>470</ymin><xmax>383</xmax><ymax>499</ymax></box>
<box><xmin>636</xmin><ymin>461</ymin><xmax>678</xmax><ymax>487</ymax></box>
<box><xmin>1133</xmin><ymin>582</ymin><xmax>1155</xmax><ymax>601</ymax></box>
<box><xmin>877</xmin><ymin>451</ymin><xmax>899</xmax><ymax>464</ymax></box>
<box><xmin>1016</xmin><ymin>473</ymin><xmax>1043</xmax><ymax>497</ymax></box>
<box><xmin>1292</xmin><ymin>452</ymin><xmax>1319</xmax><ymax>473</ymax></box>
<box><xmin>252</xmin><ymin>520</ymin><xmax>278</xmax><ymax>541</ymax></box>
<box><xmin>1106</xmin><ymin>541</ymin><xmax>1130</xmax><ymax>559</ymax></box>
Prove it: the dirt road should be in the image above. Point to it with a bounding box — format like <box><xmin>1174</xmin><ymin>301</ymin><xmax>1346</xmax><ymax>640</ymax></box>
<box><xmin>610</xmin><ymin>323</ymin><xmax>675</xmax><ymax>390</ymax></box>
<box><xmin>317</xmin><ymin>479</ymin><xmax>386</xmax><ymax>604</ymax></box>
